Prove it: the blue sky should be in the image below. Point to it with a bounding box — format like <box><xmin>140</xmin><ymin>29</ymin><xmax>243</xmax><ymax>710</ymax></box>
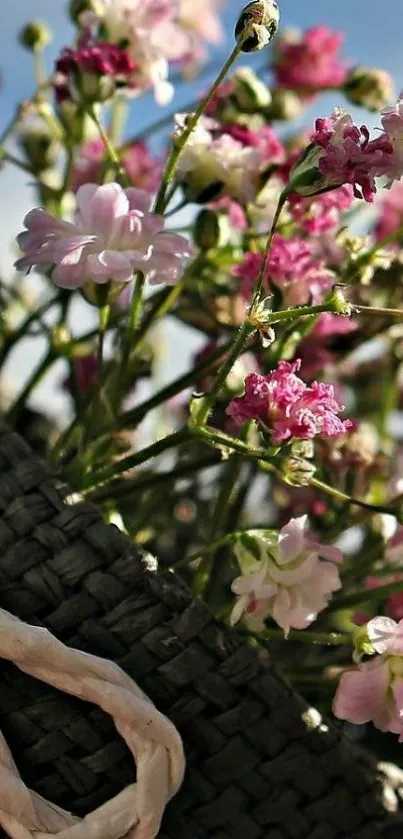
<box><xmin>1</xmin><ymin>0</ymin><xmax>402</xmax><ymax>415</ymax></box>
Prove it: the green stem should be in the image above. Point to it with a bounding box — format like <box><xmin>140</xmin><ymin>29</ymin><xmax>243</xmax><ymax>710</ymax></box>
<box><xmin>175</xmin><ymin>534</ymin><xmax>236</xmax><ymax>570</ymax></box>
<box><xmin>117</xmin><ymin>339</ymin><xmax>233</xmax><ymax>430</ymax></box>
<box><xmin>6</xmin><ymin>349</ymin><xmax>55</xmax><ymax>423</ymax></box>
<box><xmin>194</xmin><ymin>320</ymin><xmax>255</xmax><ymax>426</ymax></box>
<box><xmin>242</xmin><ymin>628</ymin><xmax>352</xmax><ymax>647</ymax></box>
<box><xmin>87</xmin><ymin>454</ymin><xmax>219</xmax><ymax>502</ymax></box>
<box><xmin>250</xmin><ymin>191</ymin><xmax>288</xmax><ymax>311</ymax></box>
<box><xmin>80</xmin><ymin>427</ymin><xmax>191</xmax><ymax>491</ymax></box>
<box><xmin>328</xmin><ymin>580</ymin><xmax>403</xmax><ymax>613</ymax></box>
<box><xmin>0</xmin><ymin>149</ymin><xmax>35</xmax><ymax>175</ymax></box>
<box><xmin>309</xmin><ymin>477</ymin><xmax>394</xmax><ymax>515</ymax></box>
<box><xmin>154</xmin><ymin>43</ymin><xmax>242</xmax><ymax>214</ymax></box>
<box><xmin>87</xmin><ymin>105</ymin><xmax>130</xmax><ymax>187</ymax></box>
<box><xmin>354</xmin><ymin>304</ymin><xmax>403</xmax><ymax>319</ymax></box>
<box><xmin>193</xmin><ymin>454</ymin><xmax>242</xmax><ymax>597</ymax></box>
<box><xmin>0</xmin><ymin>296</ymin><xmax>59</xmax><ymax>364</ymax></box>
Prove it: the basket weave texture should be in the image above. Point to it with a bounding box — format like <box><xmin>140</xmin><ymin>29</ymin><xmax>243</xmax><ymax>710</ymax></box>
<box><xmin>0</xmin><ymin>421</ymin><xmax>402</xmax><ymax>839</ymax></box>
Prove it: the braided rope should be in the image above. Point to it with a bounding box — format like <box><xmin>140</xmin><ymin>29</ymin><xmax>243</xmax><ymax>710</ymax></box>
<box><xmin>0</xmin><ymin>607</ymin><xmax>185</xmax><ymax>839</ymax></box>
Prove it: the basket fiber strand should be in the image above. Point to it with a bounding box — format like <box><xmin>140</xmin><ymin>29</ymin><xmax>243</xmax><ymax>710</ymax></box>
<box><xmin>0</xmin><ymin>421</ymin><xmax>402</xmax><ymax>839</ymax></box>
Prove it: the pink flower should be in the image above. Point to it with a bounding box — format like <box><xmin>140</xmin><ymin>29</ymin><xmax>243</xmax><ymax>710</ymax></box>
<box><xmin>374</xmin><ymin>181</ymin><xmax>403</xmax><ymax>241</ymax></box>
<box><xmin>310</xmin><ymin>109</ymin><xmax>396</xmax><ymax>202</ymax></box>
<box><xmin>227</xmin><ymin>359</ymin><xmax>352</xmax><ymax>443</ymax></box>
<box><xmin>223</xmin><ymin>123</ymin><xmax>285</xmax><ymax>164</ymax></box>
<box><xmin>81</xmin><ymin>0</ymin><xmax>220</xmax><ymax>104</ymax></box>
<box><xmin>54</xmin><ymin>38</ymin><xmax>138</xmax><ymax>102</ymax></box>
<box><xmin>273</xmin><ymin>26</ymin><xmax>347</xmax><ymax>96</ymax></box>
<box><xmin>233</xmin><ymin>235</ymin><xmax>335</xmax><ymax>306</ymax></box>
<box><xmin>288</xmin><ymin>185</ymin><xmax>354</xmax><ymax>235</ymax></box>
<box><xmin>230</xmin><ymin>515</ymin><xmax>342</xmax><ymax>635</ymax></box>
<box><xmin>71</xmin><ymin>138</ymin><xmax>162</xmax><ymax>193</ymax></box>
<box><xmin>174</xmin><ymin>115</ymin><xmax>267</xmax><ymax>203</ymax></box>
<box><xmin>15</xmin><ymin>182</ymin><xmax>192</xmax><ymax>289</ymax></box>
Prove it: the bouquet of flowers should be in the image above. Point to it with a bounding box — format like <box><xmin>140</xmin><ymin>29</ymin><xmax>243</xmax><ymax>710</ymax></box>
<box><xmin>3</xmin><ymin>0</ymin><xmax>403</xmax><ymax>762</ymax></box>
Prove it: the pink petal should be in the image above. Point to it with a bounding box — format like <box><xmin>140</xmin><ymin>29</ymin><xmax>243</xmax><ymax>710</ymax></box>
<box><xmin>278</xmin><ymin>516</ymin><xmax>307</xmax><ymax>564</ymax></box>
<box><xmin>332</xmin><ymin>659</ymin><xmax>390</xmax><ymax>725</ymax></box>
<box><xmin>76</xmin><ymin>183</ymin><xmax>129</xmax><ymax>238</ymax></box>
<box><xmin>85</xmin><ymin>250</ymin><xmax>134</xmax><ymax>283</ymax></box>
<box><xmin>367</xmin><ymin>616</ymin><xmax>403</xmax><ymax>654</ymax></box>
<box><xmin>125</xmin><ymin>188</ymin><xmax>152</xmax><ymax>214</ymax></box>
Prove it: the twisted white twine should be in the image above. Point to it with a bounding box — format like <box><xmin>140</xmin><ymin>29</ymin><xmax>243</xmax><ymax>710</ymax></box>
<box><xmin>0</xmin><ymin>608</ymin><xmax>185</xmax><ymax>839</ymax></box>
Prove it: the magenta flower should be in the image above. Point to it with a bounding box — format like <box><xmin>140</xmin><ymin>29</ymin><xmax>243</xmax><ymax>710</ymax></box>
<box><xmin>227</xmin><ymin>359</ymin><xmax>352</xmax><ymax>443</ymax></box>
<box><xmin>71</xmin><ymin>138</ymin><xmax>162</xmax><ymax>193</ymax></box>
<box><xmin>288</xmin><ymin>185</ymin><xmax>354</xmax><ymax>235</ymax></box>
<box><xmin>233</xmin><ymin>235</ymin><xmax>334</xmax><ymax>306</ymax></box>
<box><xmin>54</xmin><ymin>39</ymin><xmax>138</xmax><ymax>102</ymax></box>
<box><xmin>230</xmin><ymin>515</ymin><xmax>342</xmax><ymax>635</ymax></box>
<box><xmin>63</xmin><ymin>354</ymin><xmax>100</xmax><ymax>397</ymax></box>
<box><xmin>15</xmin><ymin>183</ymin><xmax>192</xmax><ymax>289</ymax></box>
<box><xmin>224</xmin><ymin>123</ymin><xmax>285</xmax><ymax>164</ymax></box>
<box><xmin>273</xmin><ymin>26</ymin><xmax>347</xmax><ymax>96</ymax></box>
<box><xmin>310</xmin><ymin>109</ymin><xmax>396</xmax><ymax>202</ymax></box>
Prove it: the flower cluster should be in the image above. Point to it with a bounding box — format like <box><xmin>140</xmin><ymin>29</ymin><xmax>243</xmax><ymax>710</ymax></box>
<box><xmin>233</xmin><ymin>235</ymin><xmax>335</xmax><ymax>306</ymax></box>
<box><xmin>291</xmin><ymin>99</ymin><xmax>403</xmax><ymax>202</ymax></box>
<box><xmin>272</xmin><ymin>25</ymin><xmax>347</xmax><ymax>96</ymax></box>
<box><xmin>80</xmin><ymin>0</ymin><xmax>223</xmax><ymax>104</ymax></box>
<box><xmin>333</xmin><ymin>617</ymin><xmax>403</xmax><ymax>740</ymax></box>
<box><xmin>287</xmin><ymin>185</ymin><xmax>354</xmax><ymax>235</ymax></box>
<box><xmin>227</xmin><ymin>359</ymin><xmax>352</xmax><ymax>442</ymax></box>
<box><xmin>174</xmin><ymin>115</ymin><xmax>284</xmax><ymax>203</ymax></box>
<box><xmin>15</xmin><ymin>183</ymin><xmax>192</xmax><ymax>288</ymax></box>
<box><xmin>231</xmin><ymin>516</ymin><xmax>342</xmax><ymax>635</ymax></box>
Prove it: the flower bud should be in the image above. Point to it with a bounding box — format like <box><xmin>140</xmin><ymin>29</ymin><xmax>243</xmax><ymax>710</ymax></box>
<box><xmin>265</xmin><ymin>88</ymin><xmax>304</xmax><ymax>122</ymax></box>
<box><xmin>235</xmin><ymin>0</ymin><xmax>280</xmax><ymax>53</ymax></box>
<box><xmin>19</xmin><ymin>21</ymin><xmax>51</xmax><ymax>52</ymax></box>
<box><xmin>18</xmin><ymin>124</ymin><xmax>59</xmax><ymax>173</ymax></box>
<box><xmin>194</xmin><ymin>208</ymin><xmax>230</xmax><ymax>250</ymax></box>
<box><xmin>281</xmin><ymin>456</ymin><xmax>316</xmax><ymax>487</ymax></box>
<box><xmin>232</xmin><ymin>67</ymin><xmax>272</xmax><ymax>113</ymax></box>
<box><xmin>68</xmin><ymin>0</ymin><xmax>94</xmax><ymax>23</ymax></box>
<box><xmin>343</xmin><ymin>66</ymin><xmax>394</xmax><ymax>112</ymax></box>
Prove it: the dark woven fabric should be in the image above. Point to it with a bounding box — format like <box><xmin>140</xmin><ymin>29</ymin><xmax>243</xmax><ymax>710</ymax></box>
<box><xmin>0</xmin><ymin>422</ymin><xmax>402</xmax><ymax>838</ymax></box>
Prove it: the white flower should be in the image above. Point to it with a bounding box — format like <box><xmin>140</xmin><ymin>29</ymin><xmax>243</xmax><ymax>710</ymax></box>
<box><xmin>230</xmin><ymin>516</ymin><xmax>342</xmax><ymax>636</ymax></box>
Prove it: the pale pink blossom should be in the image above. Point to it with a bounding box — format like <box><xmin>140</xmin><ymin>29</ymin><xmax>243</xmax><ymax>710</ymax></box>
<box><xmin>233</xmin><ymin>235</ymin><xmax>335</xmax><ymax>306</ymax></box>
<box><xmin>223</xmin><ymin>123</ymin><xmax>285</xmax><ymax>164</ymax></box>
<box><xmin>288</xmin><ymin>185</ymin><xmax>354</xmax><ymax>235</ymax></box>
<box><xmin>174</xmin><ymin>115</ymin><xmax>267</xmax><ymax>203</ymax></box>
<box><xmin>374</xmin><ymin>181</ymin><xmax>403</xmax><ymax>241</ymax></box>
<box><xmin>177</xmin><ymin>0</ymin><xmax>223</xmax><ymax>65</ymax></box>
<box><xmin>15</xmin><ymin>183</ymin><xmax>192</xmax><ymax>289</ymax></box>
<box><xmin>230</xmin><ymin>516</ymin><xmax>342</xmax><ymax>635</ymax></box>
<box><xmin>227</xmin><ymin>359</ymin><xmax>352</xmax><ymax>442</ymax></box>
<box><xmin>272</xmin><ymin>26</ymin><xmax>347</xmax><ymax>95</ymax></box>
<box><xmin>381</xmin><ymin>93</ymin><xmax>403</xmax><ymax>178</ymax></box>
<box><xmin>71</xmin><ymin>138</ymin><xmax>162</xmax><ymax>193</ymax></box>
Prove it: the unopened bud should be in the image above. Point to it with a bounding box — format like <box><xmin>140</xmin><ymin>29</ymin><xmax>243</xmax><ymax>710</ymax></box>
<box><xmin>282</xmin><ymin>456</ymin><xmax>316</xmax><ymax>487</ymax></box>
<box><xmin>194</xmin><ymin>208</ymin><xmax>230</xmax><ymax>250</ymax></box>
<box><xmin>19</xmin><ymin>21</ymin><xmax>51</xmax><ymax>52</ymax></box>
<box><xmin>18</xmin><ymin>124</ymin><xmax>58</xmax><ymax>173</ymax></box>
<box><xmin>265</xmin><ymin>88</ymin><xmax>304</xmax><ymax>122</ymax></box>
<box><xmin>232</xmin><ymin>67</ymin><xmax>272</xmax><ymax>112</ymax></box>
<box><xmin>343</xmin><ymin>66</ymin><xmax>394</xmax><ymax>112</ymax></box>
<box><xmin>68</xmin><ymin>0</ymin><xmax>94</xmax><ymax>23</ymax></box>
<box><xmin>326</xmin><ymin>286</ymin><xmax>352</xmax><ymax>316</ymax></box>
<box><xmin>235</xmin><ymin>1</ymin><xmax>280</xmax><ymax>53</ymax></box>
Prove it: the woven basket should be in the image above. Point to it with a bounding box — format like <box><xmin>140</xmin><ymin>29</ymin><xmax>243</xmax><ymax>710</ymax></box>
<box><xmin>0</xmin><ymin>420</ymin><xmax>402</xmax><ymax>839</ymax></box>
